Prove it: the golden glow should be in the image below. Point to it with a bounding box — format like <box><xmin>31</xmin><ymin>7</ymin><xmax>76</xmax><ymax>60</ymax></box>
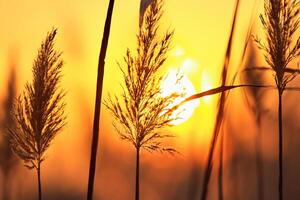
<box><xmin>0</xmin><ymin>0</ymin><xmax>262</xmax><ymax>192</ymax></box>
<box><xmin>201</xmin><ymin>70</ymin><xmax>213</xmax><ymax>103</ymax></box>
<box><xmin>161</xmin><ymin>69</ymin><xmax>199</xmax><ymax>125</ymax></box>
<box><xmin>181</xmin><ymin>58</ymin><xmax>199</xmax><ymax>73</ymax></box>
<box><xmin>172</xmin><ymin>47</ymin><xmax>185</xmax><ymax>57</ymax></box>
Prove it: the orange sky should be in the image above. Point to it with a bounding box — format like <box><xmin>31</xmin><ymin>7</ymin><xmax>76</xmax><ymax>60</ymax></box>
<box><xmin>0</xmin><ymin>0</ymin><xmax>272</xmax><ymax>198</ymax></box>
<box><xmin>0</xmin><ymin>0</ymin><xmax>261</xmax><ymax>142</ymax></box>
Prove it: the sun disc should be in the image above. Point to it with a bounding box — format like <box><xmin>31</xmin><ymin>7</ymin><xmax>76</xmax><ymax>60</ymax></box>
<box><xmin>161</xmin><ymin>70</ymin><xmax>199</xmax><ymax>125</ymax></box>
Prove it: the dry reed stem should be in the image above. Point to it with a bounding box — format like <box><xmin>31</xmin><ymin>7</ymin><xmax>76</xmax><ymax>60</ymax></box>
<box><xmin>87</xmin><ymin>0</ymin><xmax>115</xmax><ymax>199</ymax></box>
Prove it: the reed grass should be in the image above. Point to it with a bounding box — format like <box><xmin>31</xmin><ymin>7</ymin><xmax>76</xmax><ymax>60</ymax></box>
<box><xmin>179</xmin><ymin>1</ymin><xmax>264</xmax><ymax>198</ymax></box>
<box><xmin>87</xmin><ymin>0</ymin><xmax>115</xmax><ymax>199</ymax></box>
<box><xmin>139</xmin><ymin>0</ymin><xmax>154</xmax><ymax>26</ymax></box>
<box><xmin>199</xmin><ymin>1</ymin><xmax>240</xmax><ymax>199</ymax></box>
<box><xmin>7</xmin><ymin>28</ymin><xmax>66</xmax><ymax>200</ymax></box>
<box><xmin>0</xmin><ymin>68</ymin><xmax>18</xmax><ymax>200</ymax></box>
<box><xmin>255</xmin><ymin>1</ymin><xmax>300</xmax><ymax>199</ymax></box>
<box><xmin>105</xmin><ymin>1</ymin><xmax>180</xmax><ymax>199</ymax></box>
<box><xmin>218</xmin><ymin>130</ymin><xmax>224</xmax><ymax>200</ymax></box>
<box><xmin>242</xmin><ymin>43</ymin><xmax>267</xmax><ymax>200</ymax></box>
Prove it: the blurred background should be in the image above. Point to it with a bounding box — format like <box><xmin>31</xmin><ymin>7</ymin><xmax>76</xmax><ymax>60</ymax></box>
<box><xmin>1</xmin><ymin>0</ymin><xmax>300</xmax><ymax>199</ymax></box>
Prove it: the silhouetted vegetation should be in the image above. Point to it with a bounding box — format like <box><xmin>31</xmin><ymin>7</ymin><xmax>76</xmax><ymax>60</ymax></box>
<box><xmin>0</xmin><ymin>68</ymin><xmax>18</xmax><ymax>200</ymax></box>
<box><xmin>242</xmin><ymin>42</ymin><xmax>267</xmax><ymax>200</ymax></box>
<box><xmin>7</xmin><ymin>28</ymin><xmax>66</xmax><ymax>200</ymax></box>
<box><xmin>255</xmin><ymin>1</ymin><xmax>300</xmax><ymax>199</ymax></box>
<box><xmin>2</xmin><ymin>1</ymin><xmax>300</xmax><ymax>200</ymax></box>
<box><xmin>105</xmin><ymin>1</ymin><xmax>181</xmax><ymax>199</ymax></box>
<box><xmin>87</xmin><ymin>0</ymin><xmax>115</xmax><ymax>199</ymax></box>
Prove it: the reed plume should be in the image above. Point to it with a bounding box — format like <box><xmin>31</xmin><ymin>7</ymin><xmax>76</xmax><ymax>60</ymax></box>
<box><xmin>105</xmin><ymin>1</ymin><xmax>179</xmax><ymax>199</ymax></box>
<box><xmin>8</xmin><ymin>28</ymin><xmax>66</xmax><ymax>200</ymax></box>
<box><xmin>255</xmin><ymin>1</ymin><xmax>300</xmax><ymax>199</ymax></box>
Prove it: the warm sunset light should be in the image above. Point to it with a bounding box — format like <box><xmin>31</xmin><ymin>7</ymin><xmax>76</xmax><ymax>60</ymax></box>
<box><xmin>201</xmin><ymin>70</ymin><xmax>213</xmax><ymax>103</ymax></box>
<box><xmin>161</xmin><ymin>69</ymin><xmax>199</xmax><ymax>125</ymax></box>
<box><xmin>2</xmin><ymin>0</ymin><xmax>300</xmax><ymax>199</ymax></box>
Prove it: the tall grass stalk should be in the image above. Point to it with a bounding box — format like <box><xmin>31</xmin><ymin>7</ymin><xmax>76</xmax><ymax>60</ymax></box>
<box><xmin>217</xmin><ymin>1</ymin><xmax>259</xmax><ymax>197</ymax></box>
<box><xmin>255</xmin><ymin>1</ymin><xmax>300</xmax><ymax>199</ymax></box>
<box><xmin>87</xmin><ymin>0</ymin><xmax>115</xmax><ymax>199</ymax></box>
<box><xmin>0</xmin><ymin>68</ymin><xmax>17</xmax><ymax>200</ymax></box>
<box><xmin>8</xmin><ymin>28</ymin><xmax>66</xmax><ymax>200</ymax></box>
<box><xmin>242</xmin><ymin>42</ymin><xmax>267</xmax><ymax>200</ymax></box>
<box><xmin>218</xmin><ymin>131</ymin><xmax>224</xmax><ymax>200</ymax></box>
<box><xmin>180</xmin><ymin>1</ymin><xmax>262</xmax><ymax>198</ymax></box>
<box><xmin>200</xmin><ymin>1</ymin><xmax>240</xmax><ymax>199</ymax></box>
<box><xmin>105</xmin><ymin>1</ymin><xmax>179</xmax><ymax>199</ymax></box>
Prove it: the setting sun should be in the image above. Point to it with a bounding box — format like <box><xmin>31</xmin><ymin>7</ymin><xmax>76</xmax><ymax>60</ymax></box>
<box><xmin>2</xmin><ymin>0</ymin><xmax>300</xmax><ymax>199</ymax></box>
<box><xmin>161</xmin><ymin>69</ymin><xmax>199</xmax><ymax>125</ymax></box>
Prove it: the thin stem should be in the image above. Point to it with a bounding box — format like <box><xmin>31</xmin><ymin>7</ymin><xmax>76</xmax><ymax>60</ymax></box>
<box><xmin>256</xmin><ymin>116</ymin><xmax>264</xmax><ymax>200</ymax></box>
<box><xmin>37</xmin><ymin>162</ymin><xmax>42</xmax><ymax>200</ymax></box>
<box><xmin>218</xmin><ymin>132</ymin><xmax>224</xmax><ymax>200</ymax></box>
<box><xmin>200</xmin><ymin>93</ymin><xmax>226</xmax><ymax>200</ymax></box>
<box><xmin>200</xmin><ymin>126</ymin><xmax>220</xmax><ymax>200</ymax></box>
<box><xmin>278</xmin><ymin>89</ymin><xmax>283</xmax><ymax>200</ymax></box>
<box><xmin>200</xmin><ymin>1</ymin><xmax>240</xmax><ymax>199</ymax></box>
<box><xmin>135</xmin><ymin>147</ymin><xmax>140</xmax><ymax>200</ymax></box>
<box><xmin>87</xmin><ymin>1</ymin><xmax>115</xmax><ymax>199</ymax></box>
